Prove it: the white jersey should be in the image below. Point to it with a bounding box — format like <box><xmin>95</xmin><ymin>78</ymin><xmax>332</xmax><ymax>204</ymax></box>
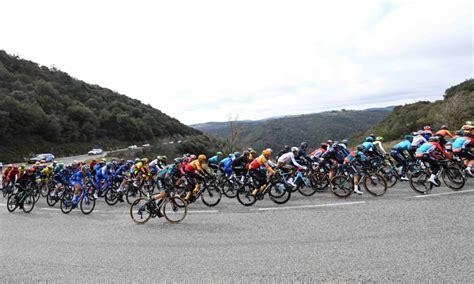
<box><xmin>412</xmin><ymin>135</ymin><xmax>427</xmax><ymax>147</ymax></box>
<box><xmin>277</xmin><ymin>152</ymin><xmax>305</xmax><ymax>168</ymax></box>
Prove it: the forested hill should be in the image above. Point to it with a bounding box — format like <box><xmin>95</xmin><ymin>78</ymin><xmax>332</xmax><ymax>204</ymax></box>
<box><xmin>0</xmin><ymin>50</ymin><xmax>200</xmax><ymax>161</ymax></box>
<box><xmin>354</xmin><ymin>79</ymin><xmax>474</xmax><ymax>142</ymax></box>
<box><xmin>192</xmin><ymin>107</ymin><xmax>393</xmax><ymax>152</ymax></box>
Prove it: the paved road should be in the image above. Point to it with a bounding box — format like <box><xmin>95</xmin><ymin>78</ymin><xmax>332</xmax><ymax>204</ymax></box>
<box><xmin>1</xmin><ymin>181</ymin><xmax>473</xmax><ymax>282</ymax></box>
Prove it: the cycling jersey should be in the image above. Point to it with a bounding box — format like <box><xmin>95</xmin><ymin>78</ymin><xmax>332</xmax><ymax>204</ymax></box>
<box><xmin>411</xmin><ymin>135</ymin><xmax>427</xmax><ymax>147</ymax></box>
<box><xmin>415</xmin><ymin>142</ymin><xmax>451</xmax><ymax>160</ymax></box>
<box><xmin>373</xmin><ymin>141</ymin><xmax>387</xmax><ymax>155</ymax></box>
<box><xmin>249</xmin><ymin>155</ymin><xmax>275</xmax><ymax>174</ymax></box>
<box><xmin>344</xmin><ymin>150</ymin><xmax>367</xmax><ymax>164</ymax></box>
<box><xmin>362</xmin><ymin>141</ymin><xmax>374</xmax><ymax>152</ymax></box>
<box><xmin>435</xmin><ymin>130</ymin><xmax>453</xmax><ymax>139</ymax></box>
<box><xmin>310</xmin><ymin>148</ymin><xmax>326</xmax><ymax>160</ymax></box>
<box><xmin>393</xmin><ymin>140</ymin><xmax>412</xmax><ymax>152</ymax></box>
<box><xmin>185</xmin><ymin>160</ymin><xmax>204</xmax><ymax>173</ymax></box>
<box><xmin>452</xmin><ymin>137</ymin><xmax>472</xmax><ymax>152</ymax></box>
<box><xmin>208</xmin><ymin>155</ymin><xmax>221</xmax><ymax>166</ymax></box>
<box><xmin>219</xmin><ymin>156</ymin><xmax>234</xmax><ymax>176</ymax></box>
<box><xmin>71</xmin><ymin>171</ymin><xmax>91</xmax><ymax>186</ymax></box>
<box><xmin>422</xmin><ymin>130</ymin><xmax>433</xmax><ymax>141</ymax></box>
<box><xmin>277</xmin><ymin>152</ymin><xmax>305</xmax><ymax>168</ymax></box>
<box><xmin>115</xmin><ymin>165</ymin><xmax>130</xmax><ymax>177</ymax></box>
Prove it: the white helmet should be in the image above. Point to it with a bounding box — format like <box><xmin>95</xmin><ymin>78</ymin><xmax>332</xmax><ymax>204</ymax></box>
<box><xmin>291</xmin><ymin>147</ymin><xmax>299</xmax><ymax>152</ymax></box>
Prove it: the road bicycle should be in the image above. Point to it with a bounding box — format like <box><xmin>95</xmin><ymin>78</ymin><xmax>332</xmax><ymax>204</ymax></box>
<box><xmin>60</xmin><ymin>184</ymin><xmax>96</xmax><ymax>215</ymax></box>
<box><xmin>130</xmin><ymin>190</ymin><xmax>188</xmax><ymax>224</ymax></box>
<box><xmin>7</xmin><ymin>185</ymin><xmax>37</xmax><ymax>213</ymax></box>
<box><xmin>409</xmin><ymin>159</ymin><xmax>465</xmax><ymax>194</ymax></box>
<box><xmin>237</xmin><ymin>169</ymin><xmax>292</xmax><ymax>206</ymax></box>
<box><xmin>330</xmin><ymin>165</ymin><xmax>387</xmax><ymax>198</ymax></box>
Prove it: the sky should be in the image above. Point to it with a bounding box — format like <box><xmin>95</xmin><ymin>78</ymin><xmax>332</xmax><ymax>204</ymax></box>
<box><xmin>0</xmin><ymin>0</ymin><xmax>472</xmax><ymax>125</ymax></box>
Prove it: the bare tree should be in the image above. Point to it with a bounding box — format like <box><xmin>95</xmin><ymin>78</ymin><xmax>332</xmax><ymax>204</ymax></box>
<box><xmin>436</xmin><ymin>91</ymin><xmax>474</xmax><ymax>128</ymax></box>
<box><xmin>226</xmin><ymin>114</ymin><xmax>243</xmax><ymax>153</ymax></box>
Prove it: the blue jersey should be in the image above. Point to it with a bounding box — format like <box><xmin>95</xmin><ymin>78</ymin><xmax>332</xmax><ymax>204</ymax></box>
<box><xmin>362</xmin><ymin>142</ymin><xmax>374</xmax><ymax>152</ymax></box>
<box><xmin>415</xmin><ymin>143</ymin><xmax>435</xmax><ymax>154</ymax></box>
<box><xmin>115</xmin><ymin>165</ymin><xmax>130</xmax><ymax>177</ymax></box>
<box><xmin>208</xmin><ymin>155</ymin><xmax>221</xmax><ymax>166</ymax></box>
<box><xmin>71</xmin><ymin>171</ymin><xmax>91</xmax><ymax>185</ymax></box>
<box><xmin>452</xmin><ymin>137</ymin><xmax>470</xmax><ymax>150</ymax></box>
<box><xmin>345</xmin><ymin>150</ymin><xmax>366</xmax><ymax>164</ymax></box>
<box><xmin>393</xmin><ymin>140</ymin><xmax>412</xmax><ymax>152</ymax></box>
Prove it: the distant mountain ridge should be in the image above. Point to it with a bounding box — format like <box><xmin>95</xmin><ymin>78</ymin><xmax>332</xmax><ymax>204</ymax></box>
<box><xmin>192</xmin><ymin>107</ymin><xmax>394</xmax><ymax>151</ymax></box>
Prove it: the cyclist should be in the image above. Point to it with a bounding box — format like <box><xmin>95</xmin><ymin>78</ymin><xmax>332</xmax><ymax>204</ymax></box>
<box><xmin>95</xmin><ymin>162</ymin><xmax>113</xmax><ymax>199</ymax></box>
<box><xmin>344</xmin><ymin>145</ymin><xmax>368</xmax><ymax>195</ymax></box>
<box><xmin>362</xmin><ymin>137</ymin><xmax>375</xmax><ymax>154</ymax></box>
<box><xmin>415</xmin><ymin>136</ymin><xmax>452</xmax><ymax>186</ymax></box>
<box><xmin>232</xmin><ymin>151</ymin><xmax>251</xmax><ymax>177</ymax></box>
<box><xmin>310</xmin><ymin>143</ymin><xmax>329</xmax><ymax>161</ymax></box>
<box><xmin>70</xmin><ymin>165</ymin><xmax>93</xmax><ymax>207</ymax></box>
<box><xmin>2</xmin><ymin>164</ymin><xmax>13</xmax><ymax>189</ymax></box>
<box><xmin>422</xmin><ymin>126</ymin><xmax>433</xmax><ymax>141</ymax></box>
<box><xmin>184</xmin><ymin>154</ymin><xmax>210</xmax><ymax>201</ymax></box>
<box><xmin>434</xmin><ymin>125</ymin><xmax>453</xmax><ymax>146</ymax></box>
<box><xmin>219</xmin><ymin>153</ymin><xmax>238</xmax><ymax>177</ymax></box>
<box><xmin>277</xmin><ymin>147</ymin><xmax>307</xmax><ymax>187</ymax></box>
<box><xmin>452</xmin><ymin>132</ymin><xmax>473</xmax><ymax>176</ymax></box>
<box><xmin>276</xmin><ymin>145</ymin><xmax>291</xmax><ymax>159</ymax></box>
<box><xmin>4</xmin><ymin>165</ymin><xmax>20</xmax><ymax>188</ymax></box>
<box><xmin>208</xmin><ymin>151</ymin><xmax>224</xmax><ymax>170</ymax></box>
<box><xmin>373</xmin><ymin>136</ymin><xmax>387</xmax><ymax>156</ymax></box>
<box><xmin>295</xmin><ymin>142</ymin><xmax>313</xmax><ymax>165</ymax></box>
<box><xmin>321</xmin><ymin>143</ymin><xmax>346</xmax><ymax>181</ymax></box>
<box><xmin>113</xmin><ymin>160</ymin><xmax>134</xmax><ymax>201</ymax></box>
<box><xmin>248</xmin><ymin>148</ymin><xmax>257</xmax><ymax>161</ymax></box>
<box><xmin>133</xmin><ymin>158</ymin><xmax>151</xmax><ymax>187</ymax></box>
<box><xmin>391</xmin><ymin>135</ymin><xmax>414</xmax><ymax>180</ymax></box>
<box><xmin>15</xmin><ymin>167</ymin><xmax>36</xmax><ymax>209</ymax></box>
<box><xmin>249</xmin><ymin>149</ymin><xmax>275</xmax><ymax>196</ymax></box>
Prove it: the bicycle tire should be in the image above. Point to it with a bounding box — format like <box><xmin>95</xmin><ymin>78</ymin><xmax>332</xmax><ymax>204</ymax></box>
<box><xmin>22</xmin><ymin>193</ymin><xmax>36</xmax><ymax>213</ymax></box>
<box><xmin>7</xmin><ymin>193</ymin><xmax>18</xmax><ymax>212</ymax></box>
<box><xmin>297</xmin><ymin>175</ymin><xmax>317</xmax><ymax>196</ymax></box>
<box><xmin>330</xmin><ymin>175</ymin><xmax>353</xmax><ymax>198</ymax></box>
<box><xmin>309</xmin><ymin>172</ymin><xmax>329</xmax><ymax>193</ymax></box>
<box><xmin>60</xmin><ymin>190</ymin><xmax>74</xmax><ymax>214</ymax></box>
<box><xmin>409</xmin><ymin>171</ymin><xmax>432</xmax><ymax>194</ymax></box>
<box><xmin>130</xmin><ymin>197</ymin><xmax>152</xmax><ymax>224</ymax></box>
<box><xmin>378</xmin><ymin>167</ymin><xmax>398</xmax><ymax>188</ymax></box>
<box><xmin>163</xmin><ymin>196</ymin><xmax>188</xmax><ymax>223</ymax></box>
<box><xmin>46</xmin><ymin>188</ymin><xmax>58</xmax><ymax>207</ymax></box>
<box><xmin>126</xmin><ymin>186</ymin><xmax>142</xmax><ymax>205</ymax></box>
<box><xmin>105</xmin><ymin>187</ymin><xmax>120</xmax><ymax>206</ymax></box>
<box><xmin>442</xmin><ymin>166</ymin><xmax>465</xmax><ymax>190</ymax></box>
<box><xmin>201</xmin><ymin>184</ymin><xmax>222</xmax><ymax>207</ymax></box>
<box><xmin>80</xmin><ymin>194</ymin><xmax>96</xmax><ymax>215</ymax></box>
<box><xmin>363</xmin><ymin>173</ymin><xmax>387</xmax><ymax>196</ymax></box>
<box><xmin>222</xmin><ymin>180</ymin><xmax>238</xmax><ymax>199</ymax></box>
<box><xmin>269</xmin><ymin>182</ymin><xmax>292</xmax><ymax>204</ymax></box>
<box><xmin>237</xmin><ymin>184</ymin><xmax>257</xmax><ymax>206</ymax></box>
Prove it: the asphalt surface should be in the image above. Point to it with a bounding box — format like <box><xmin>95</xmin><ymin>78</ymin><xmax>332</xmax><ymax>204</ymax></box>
<box><xmin>1</xmin><ymin>180</ymin><xmax>473</xmax><ymax>282</ymax></box>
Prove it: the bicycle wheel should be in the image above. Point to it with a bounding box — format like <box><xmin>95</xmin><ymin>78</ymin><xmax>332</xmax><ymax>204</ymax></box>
<box><xmin>378</xmin><ymin>167</ymin><xmax>398</xmax><ymax>188</ymax></box>
<box><xmin>130</xmin><ymin>197</ymin><xmax>152</xmax><ymax>224</ymax></box>
<box><xmin>80</xmin><ymin>194</ymin><xmax>96</xmax><ymax>215</ymax></box>
<box><xmin>162</xmin><ymin>196</ymin><xmax>188</xmax><ymax>223</ymax></box>
<box><xmin>409</xmin><ymin>171</ymin><xmax>433</xmax><ymax>194</ymax></box>
<box><xmin>33</xmin><ymin>188</ymin><xmax>40</xmax><ymax>203</ymax></box>
<box><xmin>7</xmin><ymin>193</ymin><xmax>18</xmax><ymax>212</ymax></box>
<box><xmin>22</xmin><ymin>193</ymin><xmax>36</xmax><ymax>213</ymax></box>
<box><xmin>442</xmin><ymin>166</ymin><xmax>465</xmax><ymax>190</ymax></box>
<box><xmin>222</xmin><ymin>180</ymin><xmax>239</xmax><ymax>198</ymax></box>
<box><xmin>363</xmin><ymin>173</ymin><xmax>387</xmax><ymax>196</ymax></box>
<box><xmin>46</xmin><ymin>188</ymin><xmax>58</xmax><ymax>207</ymax></box>
<box><xmin>60</xmin><ymin>190</ymin><xmax>74</xmax><ymax>214</ymax></box>
<box><xmin>269</xmin><ymin>182</ymin><xmax>292</xmax><ymax>204</ymax></box>
<box><xmin>297</xmin><ymin>175</ymin><xmax>317</xmax><ymax>196</ymax></box>
<box><xmin>126</xmin><ymin>186</ymin><xmax>142</xmax><ymax>205</ymax></box>
<box><xmin>330</xmin><ymin>175</ymin><xmax>353</xmax><ymax>198</ymax></box>
<box><xmin>237</xmin><ymin>184</ymin><xmax>257</xmax><ymax>206</ymax></box>
<box><xmin>201</xmin><ymin>184</ymin><xmax>222</xmax><ymax>207</ymax></box>
<box><xmin>105</xmin><ymin>187</ymin><xmax>119</xmax><ymax>206</ymax></box>
<box><xmin>309</xmin><ymin>172</ymin><xmax>329</xmax><ymax>193</ymax></box>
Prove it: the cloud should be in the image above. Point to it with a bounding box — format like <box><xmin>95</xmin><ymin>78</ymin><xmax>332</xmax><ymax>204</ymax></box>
<box><xmin>0</xmin><ymin>0</ymin><xmax>471</xmax><ymax>124</ymax></box>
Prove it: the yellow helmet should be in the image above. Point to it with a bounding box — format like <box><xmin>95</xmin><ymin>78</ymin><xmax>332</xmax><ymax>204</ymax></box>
<box><xmin>141</xmin><ymin>158</ymin><xmax>149</xmax><ymax>163</ymax></box>
<box><xmin>262</xmin><ymin>148</ymin><xmax>273</xmax><ymax>158</ymax></box>
<box><xmin>461</xmin><ymin>125</ymin><xmax>472</xmax><ymax>131</ymax></box>
<box><xmin>198</xmin><ymin>154</ymin><xmax>207</xmax><ymax>161</ymax></box>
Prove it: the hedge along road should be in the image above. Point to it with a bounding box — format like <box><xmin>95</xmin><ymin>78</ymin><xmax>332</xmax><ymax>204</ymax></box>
<box><xmin>1</xmin><ymin>179</ymin><xmax>473</xmax><ymax>282</ymax></box>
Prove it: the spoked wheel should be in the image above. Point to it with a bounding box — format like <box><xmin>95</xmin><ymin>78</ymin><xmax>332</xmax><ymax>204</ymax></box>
<box><xmin>40</xmin><ymin>187</ymin><xmax>48</xmax><ymax>198</ymax></box>
<box><xmin>201</xmin><ymin>184</ymin><xmax>222</xmax><ymax>207</ymax></box>
<box><xmin>442</xmin><ymin>167</ymin><xmax>465</xmax><ymax>190</ymax></box>
<box><xmin>33</xmin><ymin>189</ymin><xmax>41</xmax><ymax>203</ymax></box>
<box><xmin>269</xmin><ymin>182</ymin><xmax>291</xmax><ymax>204</ymax></box>
<box><xmin>330</xmin><ymin>175</ymin><xmax>353</xmax><ymax>198</ymax></box>
<box><xmin>363</xmin><ymin>173</ymin><xmax>387</xmax><ymax>196</ymax></box>
<box><xmin>46</xmin><ymin>188</ymin><xmax>59</xmax><ymax>207</ymax></box>
<box><xmin>378</xmin><ymin>167</ymin><xmax>398</xmax><ymax>188</ymax></box>
<box><xmin>409</xmin><ymin>171</ymin><xmax>433</xmax><ymax>194</ymax></box>
<box><xmin>22</xmin><ymin>193</ymin><xmax>36</xmax><ymax>213</ymax></box>
<box><xmin>126</xmin><ymin>186</ymin><xmax>142</xmax><ymax>205</ymax></box>
<box><xmin>7</xmin><ymin>193</ymin><xmax>18</xmax><ymax>212</ymax></box>
<box><xmin>237</xmin><ymin>184</ymin><xmax>257</xmax><ymax>206</ymax></box>
<box><xmin>309</xmin><ymin>172</ymin><xmax>329</xmax><ymax>193</ymax></box>
<box><xmin>60</xmin><ymin>190</ymin><xmax>74</xmax><ymax>214</ymax></box>
<box><xmin>162</xmin><ymin>196</ymin><xmax>188</xmax><ymax>223</ymax></box>
<box><xmin>297</xmin><ymin>175</ymin><xmax>317</xmax><ymax>196</ymax></box>
<box><xmin>222</xmin><ymin>180</ymin><xmax>239</xmax><ymax>198</ymax></box>
<box><xmin>80</xmin><ymin>193</ymin><xmax>96</xmax><ymax>215</ymax></box>
<box><xmin>130</xmin><ymin>197</ymin><xmax>152</xmax><ymax>224</ymax></box>
<box><xmin>105</xmin><ymin>187</ymin><xmax>120</xmax><ymax>206</ymax></box>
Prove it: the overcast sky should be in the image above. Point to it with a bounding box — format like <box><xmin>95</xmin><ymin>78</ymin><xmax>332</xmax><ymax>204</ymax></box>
<box><xmin>1</xmin><ymin>0</ymin><xmax>472</xmax><ymax>124</ymax></box>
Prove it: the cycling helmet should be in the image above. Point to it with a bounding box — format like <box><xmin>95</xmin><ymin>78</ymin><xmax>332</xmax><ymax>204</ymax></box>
<box><xmin>369</xmin><ymin>133</ymin><xmax>376</xmax><ymax>138</ymax></box>
<box><xmin>156</xmin><ymin>155</ymin><xmax>162</xmax><ymax>160</ymax></box>
<box><xmin>327</xmin><ymin>139</ymin><xmax>333</xmax><ymax>145</ymax></box>
<box><xmin>119</xmin><ymin>159</ymin><xmax>126</xmax><ymax>164</ymax></box>
<box><xmin>342</xmin><ymin>139</ymin><xmax>349</xmax><ymax>145</ymax></box>
<box><xmin>101</xmin><ymin>158</ymin><xmax>106</xmax><ymax>163</ymax></box>
<box><xmin>106</xmin><ymin>162</ymin><xmax>113</xmax><ymax>169</ymax></box>
<box><xmin>466</xmin><ymin>121</ymin><xmax>472</xmax><ymax>126</ymax></box>
<box><xmin>376</xmin><ymin>136</ymin><xmax>384</xmax><ymax>141</ymax></box>
<box><xmin>291</xmin><ymin>147</ymin><xmax>299</xmax><ymax>152</ymax></box>
<box><xmin>300</xmin><ymin>142</ymin><xmax>308</xmax><ymax>149</ymax></box>
<box><xmin>189</xmin><ymin>154</ymin><xmax>197</xmax><ymax>160</ymax></box>
<box><xmin>440</xmin><ymin>125</ymin><xmax>448</xmax><ymax>130</ymax></box>
<box><xmin>424</xmin><ymin>126</ymin><xmax>431</xmax><ymax>131</ymax></box>
<box><xmin>356</xmin><ymin>145</ymin><xmax>365</xmax><ymax>151</ymax></box>
<box><xmin>249</xmin><ymin>149</ymin><xmax>257</xmax><ymax>154</ymax></box>
<box><xmin>365</xmin><ymin>136</ymin><xmax>374</xmax><ymax>142</ymax></box>
<box><xmin>127</xmin><ymin>160</ymin><xmax>134</xmax><ymax>165</ymax></box>
<box><xmin>461</xmin><ymin>125</ymin><xmax>472</xmax><ymax>131</ymax></box>
<box><xmin>404</xmin><ymin>135</ymin><xmax>413</xmax><ymax>142</ymax></box>
<box><xmin>234</xmin><ymin>152</ymin><xmax>241</xmax><ymax>158</ymax></box>
<box><xmin>71</xmin><ymin>161</ymin><xmax>78</xmax><ymax>167</ymax></box>
<box><xmin>243</xmin><ymin>150</ymin><xmax>250</xmax><ymax>157</ymax></box>
<box><xmin>198</xmin><ymin>154</ymin><xmax>207</xmax><ymax>161</ymax></box>
<box><xmin>27</xmin><ymin>167</ymin><xmax>35</xmax><ymax>173</ymax></box>
<box><xmin>216</xmin><ymin>151</ymin><xmax>223</xmax><ymax>156</ymax></box>
<box><xmin>262</xmin><ymin>148</ymin><xmax>273</xmax><ymax>158</ymax></box>
<box><xmin>141</xmin><ymin>158</ymin><xmax>149</xmax><ymax>163</ymax></box>
<box><xmin>7</xmin><ymin>164</ymin><xmax>13</xmax><ymax>168</ymax></box>
<box><xmin>134</xmin><ymin>158</ymin><xmax>140</xmax><ymax>163</ymax></box>
<box><xmin>284</xmin><ymin>145</ymin><xmax>290</xmax><ymax>151</ymax></box>
<box><xmin>332</xmin><ymin>142</ymin><xmax>340</xmax><ymax>148</ymax></box>
<box><xmin>428</xmin><ymin>136</ymin><xmax>439</xmax><ymax>142</ymax></box>
<box><xmin>82</xmin><ymin>165</ymin><xmax>90</xmax><ymax>172</ymax></box>
<box><xmin>321</xmin><ymin>143</ymin><xmax>329</xmax><ymax>150</ymax></box>
<box><xmin>99</xmin><ymin>160</ymin><xmax>106</xmax><ymax>166</ymax></box>
<box><xmin>174</xmin><ymin>157</ymin><xmax>183</xmax><ymax>164</ymax></box>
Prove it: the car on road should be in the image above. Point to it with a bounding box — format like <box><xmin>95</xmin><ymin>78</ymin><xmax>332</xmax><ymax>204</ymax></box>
<box><xmin>28</xmin><ymin>153</ymin><xmax>55</xmax><ymax>164</ymax></box>
<box><xmin>128</xmin><ymin>145</ymin><xmax>138</xmax><ymax>150</ymax></box>
<box><xmin>142</xmin><ymin>143</ymin><xmax>150</xmax><ymax>148</ymax></box>
<box><xmin>88</xmin><ymin>148</ymin><xmax>104</xmax><ymax>155</ymax></box>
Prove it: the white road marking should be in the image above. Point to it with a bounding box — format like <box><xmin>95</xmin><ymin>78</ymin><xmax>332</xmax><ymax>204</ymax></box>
<box><xmin>188</xmin><ymin>210</ymin><xmax>219</xmax><ymax>214</ymax></box>
<box><xmin>412</xmin><ymin>189</ymin><xmax>474</xmax><ymax>198</ymax></box>
<box><xmin>252</xmin><ymin>201</ymin><xmax>366</xmax><ymax>211</ymax></box>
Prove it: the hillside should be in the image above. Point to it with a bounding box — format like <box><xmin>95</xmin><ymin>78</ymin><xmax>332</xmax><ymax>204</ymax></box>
<box><xmin>192</xmin><ymin>107</ymin><xmax>393</xmax><ymax>152</ymax></box>
<box><xmin>354</xmin><ymin>79</ymin><xmax>474</xmax><ymax>142</ymax></box>
<box><xmin>0</xmin><ymin>50</ymin><xmax>205</xmax><ymax>162</ymax></box>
